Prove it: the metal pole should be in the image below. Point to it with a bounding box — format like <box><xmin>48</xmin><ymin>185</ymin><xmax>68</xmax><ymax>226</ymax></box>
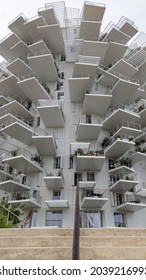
<box><xmin>72</xmin><ymin>179</ymin><xmax>80</xmax><ymax>260</ymax></box>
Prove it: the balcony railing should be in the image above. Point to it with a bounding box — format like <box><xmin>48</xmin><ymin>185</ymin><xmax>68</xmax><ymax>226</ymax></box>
<box><xmin>104</xmin><ymin>103</ymin><xmax>136</xmax><ymax>121</ymax></box>
<box><xmin>71</xmin><ymin>73</ymin><xmax>89</xmax><ymax>78</ymax></box>
<box><xmin>81</xmin><ymin>188</ymin><xmax>107</xmax><ymax>200</ymax></box>
<box><xmin>33</xmin><ymin>127</ymin><xmax>57</xmax><ymax>149</ymax></box>
<box><xmin>27</xmin><ymin>50</ymin><xmax>51</xmax><ymax>58</ymax></box>
<box><xmin>0</xmin><ymin>173</ymin><xmax>32</xmax><ymax>187</ymax></box>
<box><xmin>74</xmin><ymin>149</ymin><xmax>104</xmax><ymax>156</ymax></box>
<box><xmin>9</xmin><ymin>190</ymin><xmax>42</xmax><ymax>205</ymax></box>
<box><xmin>116</xmin><ymin>16</ymin><xmax>138</xmax><ymax>31</ymax></box>
<box><xmin>109</xmin><ymin>157</ymin><xmax>132</xmax><ymax>170</ymax></box>
<box><xmin>78</xmin><ymin>55</ymin><xmax>100</xmax><ymax>65</ymax></box>
<box><xmin>109</xmin><ymin>172</ymin><xmax>137</xmax><ymax>187</ymax></box>
<box><xmin>110</xmin><ymin>121</ymin><xmax>141</xmax><ymax>137</ymax></box>
<box><xmin>116</xmin><ymin>194</ymin><xmax>142</xmax><ymax>206</ymax></box>
<box><xmin>0</xmin><ymin>109</ymin><xmax>34</xmax><ymax>129</ymax></box>
<box><xmin>45</xmin><ymin>169</ymin><xmax>64</xmax><ymax>180</ymax></box>
<box><xmin>85</xmin><ymin>88</ymin><xmax>112</xmax><ymax>95</ymax></box>
<box><xmin>78</xmin><ymin>115</ymin><xmax>101</xmax><ymax>125</ymax></box>
<box><xmin>105</xmin><ymin>133</ymin><xmax>135</xmax><ymax>150</ymax></box>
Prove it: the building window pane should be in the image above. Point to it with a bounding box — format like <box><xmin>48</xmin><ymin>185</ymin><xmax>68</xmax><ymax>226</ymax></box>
<box><xmin>114</xmin><ymin>212</ymin><xmax>126</xmax><ymax>227</ymax></box>
<box><xmin>54</xmin><ymin>157</ymin><xmax>61</xmax><ymax>169</ymax></box>
<box><xmin>46</xmin><ymin>211</ymin><xmax>62</xmax><ymax>227</ymax></box>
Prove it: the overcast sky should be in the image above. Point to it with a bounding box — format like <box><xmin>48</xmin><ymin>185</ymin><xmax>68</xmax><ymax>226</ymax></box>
<box><xmin>0</xmin><ymin>0</ymin><xmax>146</xmax><ymax>45</ymax></box>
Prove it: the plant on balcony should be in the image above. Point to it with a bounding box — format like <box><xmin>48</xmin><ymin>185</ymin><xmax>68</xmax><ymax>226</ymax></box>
<box><xmin>101</xmin><ymin>137</ymin><xmax>110</xmax><ymax>148</ymax></box>
<box><xmin>0</xmin><ymin>200</ymin><xmax>23</xmax><ymax>228</ymax></box>
<box><xmin>120</xmin><ymin>157</ymin><xmax>132</xmax><ymax>168</ymax></box>
<box><xmin>87</xmin><ymin>150</ymin><xmax>94</xmax><ymax>156</ymax></box>
<box><xmin>142</xmin><ymin>149</ymin><xmax>146</xmax><ymax>153</ymax></box>
<box><xmin>74</xmin><ymin>148</ymin><xmax>83</xmax><ymax>155</ymax></box>
<box><xmin>135</xmin><ymin>146</ymin><xmax>142</xmax><ymax>152</ymax></box>
<box><xmin>128</xmin><ymin>135</ymin><xmax>134</xmax><ymax>141</ymax></box>
<box><xmin>138</xmin><ymin>104</ymin><xmax>145</xmax><ymax>112</ymax></box>
<box><xmin>98</xmin><ymin>149</ymin><xmax>104</xmax><ymax>156</ymax></box>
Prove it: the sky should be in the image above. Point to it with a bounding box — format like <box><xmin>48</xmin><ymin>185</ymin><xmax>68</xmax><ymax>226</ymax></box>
<box><xmin>0</xmin><ymin>0</ymin><xmax>146</xmax><ymax>51</ymax></box>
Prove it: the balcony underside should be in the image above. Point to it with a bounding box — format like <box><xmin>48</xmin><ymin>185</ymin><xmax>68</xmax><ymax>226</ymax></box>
<box><xmin>32</xmin><ymin>136</ymin><xmax>56</xmax><ymax>156</ymax></box>
<box><xmin>28</xmin><ymin>39</ymin><xmax>49</xmax><ymax>53</ymax></box>
<box><xmin>45</xmin><ymin>200</ymin><xmax>69</xmax><ymax>209</ymax></box>
<box><xmin>97</xmin><ymin>67</ymin><xmax>118</xmax><ymax>87</ymax></box>
<box><xmin>81</xmin><ymin>197</ymin><xmax>108</xmax><ymax>209</ymax></box>
<box><xmin>109</xmin><ymin>180</ymin><xmax>139</xmax><ymax>193</ymax></box>
<box><xmin>109</xmin><ymin>166</ymin><xmax>135</xmax><ymax>175</ymax></box>
<box><xmin>82</xmin><ymin>94</ymin><xmax>112</xmax><ymax>116</ymax></box>
<box><xmin>76</xmin><ymin>155</ymin><xmax>105</xmax><ymax>171</ymax></box>
<box><xmin>1</xmin><ymin>121</ymin><xmax>33</xmax><ymax>145</ymax></box>
<box><xmin>0</xmin><ymin>100</ymin><xmax>34</xmax><ymax>120</ymax></box>
<box><xmin>104</xmin><ymin>27</ymin><xmax>130</xmax><ymax>44</ymax></box>
<box><xmin>105</xmin><ymin>139</ymin><xmax>135</xmax><ymax>159</ymax></box>
<box><xmin>82</xmin><ymin>3</ymin><xmax>105</xmax><ymax>22</ymax></box>
<box><xmin>129</xmin><ymin>152</ymin><xmax>146</xmax><ymax>164</ymax></box>
<box><xmin>43</xmin><ymin>176</ymin><xmax>64</xmax><ymax>189</ymax></box>
<box><xmin>117</xmin><ymin>202</ymin><xmax>146</xmax><ymax>212</ymax></box>
<box><xmin>17</xmin><ymin>77</ymin><xmax>49</xmax><ymax>105</ymax></box>
<box><xmin>27</xmin><ymin>54</ymin><xmax>59</xmax><ymax>83</ymax></box>
<box><xmin>109</xmin><ymin>59</ymin><xmax>138</xmax><ymax>77</ymax></box>
<box><xmin>69</xmin><ymin>77</ymin><xmax>90</xmax><ymax>102</ymax></box>
<box><xmin>0</xmin><ymin>96</ymin><xmax>9</xmax><ymax>106</ymax></box>
<box><xmin>120</xmin><ymin>21</ymin><xmax>138</xmax><ymax>38</ymax></box>
<box><xmin>76</xmin><ymin>123</ymin><xmax>102</xmax><ymax>140</ymax></box>
<box><xmin>111</xmin><ymin>80</ymin><xmax>139</xmax><ymax>107</ymax></box>
<box><xmin>37</xmin><ymin>105</ymin><xmax>65</xmax><ymax>128</ymax></box>
<box><xmin>38</xmin><ymin>25</ymin><xmax>64</xmax><ymax>54</ymax></box>
<box><xmin>0</xmin><ymin>33</ymin><xmax>19</xmax><ymax>60</ymax></box>
<box><xmin>79</xmin><ymin>181</ymin><xmax>96</xmax><ymax>189</ymax></box>
<box><xmin>0</xmin><ymin>75</ymin><xmax>27</xmax><ymax>100</ymax></box>
<box><xmin>0</xmin><ymin>180</ymin><xmax>30</xmax><ymax>192</ymax></box>
<box><xmin>80</xmin><ymin>41</ymin><xmax>108</xmax><ymax>60</ymax></box>
<box><xmin>10</xmin><ymin>40</ymin><xmax>30</xmax><ymax>61</ymax></box>
<box><xmin>7</xmin><ymin>58</ymin><xmax>32</xmax><ymax>77</ymax></box>
<box><xmin>3</xmin><ymin>156</ymin><xmax>43</xmax><ymax>174</ymax></box>
<box><xmin>103</xmin><ymin>41</ymin><xmax>127</xmax><ymax>66</ymax></box>
<box><xmin>38</xmin><ymin>6</ymin><xmax>57</xmax><ymax>23</ymax></box>
<box><xmin>79</xmin><ymin>21</ymin><xmax>101</xmax><ymax>39</ymax></box>
<box><xmin>9</xmin><ymin>198</ymin><xmax>41</xmax><ymax>208</ymax></box>
<box><xmin>74</xmin><ymin>63</ymin><xmax>98</xmax><ymax>86</ymax></box>
<box><xmin>113</xmin><ymin>126</ymin><xmax>141</xmax><ymax>138</ymax></box>
<box><xmin>103</xmin><ymin>109</ymin><xmax>140</xmax><ymax>131</ymax></box>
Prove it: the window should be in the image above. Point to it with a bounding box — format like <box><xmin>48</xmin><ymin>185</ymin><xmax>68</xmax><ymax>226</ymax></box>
<box><xmin>57</xmin><ymin>92</ymin><xmax>64</xmax><ymax>101</ymax></box>
<box><xmin>46</xmin><ymin>211</ymin><xmax>62</xmax><ymax>227</ymax></box>
<box><xmin>60</xmin><ymin>72</ymin><xmax>65</xmax><ymax>79</ymax></box>
<box><xmin>69</xmin><ymin>156</ymin><xmax>73</xmax><ymax>169</ymax></box>
<box><xmin>56</xmin><ymin>82</ymin><xmax>63</xmax><ymax>91</ymax></box>
<box><xmin>74</xmin><ymin>172</ymin><xmax>82</xmax><ymax>186</ymax></box>
<box><xmin>31</xmin><ymin>211</ymin><xmax>37</xmax><ymax>227</ymax></box>
<box><xmin>114</xmin><ymin>212</ymin><xmax>126</xmax><ymax>227</ymax></box>
<box><xmin>36</xmin><ymin>117</ymin><xmax>40</xmax><ymax>127</ymax></box>
<box><xmin>60</xmin><ymin>55</ymin><xmax>66</xmax><ymax>61</ymax></box>
<box><xmin>86</xmin><ymin>114</ymin><xmax>91</xmax><ymax>124</ymax></box>
<box><xmin>54</xmin><ymin>157</ymin><xmax>61</xmax><ymax>169</ymax></box>
<box><xmin>81</xmin><ymin>211</ymin><xmax>103</xmax><ymax>228</ymax></box>
<box><xmin>87</xmin><ymin>173</ymin><xmax>95</xmax><ymax>181</ymax></box>
<box><xmin>53</xmin><ymin>190</ymin><xmax>61</xmax><ymax>200</ymax></box>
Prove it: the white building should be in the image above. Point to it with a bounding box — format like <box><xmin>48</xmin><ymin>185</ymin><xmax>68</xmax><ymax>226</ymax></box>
<box><xmin>0</xmin><ymin>1</ymin><xmax>146</xmax><ymax>228</ymax></box>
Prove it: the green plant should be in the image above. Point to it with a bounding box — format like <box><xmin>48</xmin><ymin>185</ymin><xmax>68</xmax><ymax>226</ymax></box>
<box><xmin>128</xmin><ymin>135</ymin><xmax>134</xmax><ymax>141</ymax></box>
<box><xmin>98</xmin><ymin>149</ymin><xmax>104</xmax><ymax>156</ymax></box>
<box><xmin>77</xmin><ymin>148</ymin><xmax>83</xmax><ymax>155</ymax></box>
<box><xmin>101</xmin><ymin>137</ymin><xmax>110</xmax><ymax>148</ymax></box>
<box><xmin>0</xmin><ymin>200</ymin><xmax>23</xmax><ymax>228</ymax></box>
<box><xmin>120</xmin><ymin>157</ymin><xmax>132</xmax><ymax>168</ymax></box>
<box><xmin>143</xmin><ymin>149</ymin><xmax>146</xmax><ymax>153</ymax></box>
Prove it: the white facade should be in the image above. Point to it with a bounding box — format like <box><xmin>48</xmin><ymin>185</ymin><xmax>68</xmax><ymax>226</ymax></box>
<box><xmin>0</xmin><ymin>1</ymin><xmax>146</xmax><ymax>228</ymax></box>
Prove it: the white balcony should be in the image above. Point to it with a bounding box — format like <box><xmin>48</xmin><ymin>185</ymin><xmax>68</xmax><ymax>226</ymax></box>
<box><xmin>128</xmin><ymin>149</ymin><xmax>146</xmax><ymax>164</ymax></box>
<box><xmin>32</xmin><ymin>128</ymin><xmax>57</xmax><ymax>156</ymax></box>
<box><xmin>108</xmin><ymin>59</ymin><xmax>138</xmax><ymax>77</ymax></box>
<box><xmin>69</xmin><ymin>73</ymin><xmax>90</xmax><ymax>102</ymax></box>
<box><xmin>70</xmin><ymin>142</ymin><xmax>90</xmax><ymax>155</ymax></box>
<box><xmin>0</xmin><ymin>112</ymin><xmax>34</xmax><ymax>145</ymax></box>
<box><xmin>104</xmin><ymin>133</ymin><xmax>135</xmax><ymax>159</ymax></box>
<box><xmin>82</xmin><ymin>88</ymin><xmax>112</xmax><ymax>116</ymax></box>
<box><xmin>45</xmin><ymin>198</ymin><xmax>69</xmax><ymax>209</ymax></box>
<box><xmin>76</xmin><ymin>115</ymin><xmax>102</xmax><ymax>140</ymax></box>
<box><xmin>37</xmin><ymin>22</ymin><xmax>64</xmax><ymax>54</ymax></box>
<box><xmin>116</xmin><ymin>193</ymin><xmax>146</xmax><ymax>212</ymax></box>
<box><xmin>0</xmin><ymin>33</ymin><xmax>19</xmax><ymax>60</ymax></box>
<box><xmin>102</xmin><ymin>22</ymin><xmax>131</xmax><ymax>44</ymax></box>
<box><xmin>117</xmin><ymin>16</ymin><xmax>138</xmax><ymax>38</ymax></box>
<box><xmin>2</xmin><ymin>149</ymin><xmax>43</xmax><ymax>174</ymax></box>
<box><xmin>109</xmin><ymin>173</ymin><xmax>139</xmax><ymax>193</ymax></box>
<box><xmin>110</xmin><ymin>78</ymin><xmax>140</xmax><ymax>107</ymax></box>
<box><xmin>103</xmin><ymin>104</ymin><xmax>140</xmax><ymax>131</ymax></box>
<box><xmin>103</xmin><ymin>41</ymin><xmax>128</xmax><ymax>67</ymax></box>
<box><xmin>27</xmin><ymin>51</ymin><xmax>59</xmax><ymax>83</ymax></box>
<box><xmin>0</xmin><ymin>174</ymin><xmax>32</xmax><ymax>192</ymax></box>
<box><xmin>6</xmin><ymin>58</ymin><xmax>32</xmax><ymax>77</ymax></box>
<box><xmin>10</xmin><ymin>39</ymin><xmax>30</xmax><ymax>61</ymax></box>
<box><xmin>37</xmin><ymin>99</ymin><xmax>65</xmax><ymax>128</ymax></box>
<box><xmin>0</xmin><ymin>74</ymin><xmax>27</xmax><ymax>100</ymax></box>
<box><xmin>135</xmin><ymin>99</ymin><xmax>146</xmax><ymax>128</ymax></box>
<box><xmin>81</xmin><ymin>188</ymin><xmax>108</xmax><ymax>209</ymax></box>
<box><xmin>9</xmin><ymin>190</ymin><xmax>42</xmax><ymax>208</ymax></box>
<box><xmin>43</xmin><ymin>170</ymin><xmax>64</xmax><ymax>189</ymax></box>
<box><xmin>75</xmin><ymin>150</ymin><xmax>105</xmax><ymax>171</ymax></box>
<box><xmin>80</xmin><ymin>40</ymin><xmax>108</xmax><ymax>60</ymax></box>
<box><xmin>110</xmin><ymin>121</ymin><xmax>141</xmax><ymax>138</ymax></box>
<box><xmin>79</xmin><ymin>19</ymin><xmax>102</xmax><ymax>39</ymax></box>
<box><xmin>17</xmin><ymin>73</ymin><xmax>50</xmax><ymax>105</ymax></box>
<box><xmin>79</xmin><ymin>180</ymin><xmax>96</xmax><ymax>189</ymax></box>
<box><xmin>108</xmin><ymin>158</ymin><xmax>134</xmax><ymax>175</ymax></box>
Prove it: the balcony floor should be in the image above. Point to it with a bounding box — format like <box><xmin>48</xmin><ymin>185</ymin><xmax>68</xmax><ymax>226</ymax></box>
<box><xmin>3</xmin><ymin>156</ymin><xmax>43</xmax><ymax>174</ymax></box>
<box><xmin>32</xmin><ymin>136</ymin><xmax>56</xmax><ymax>156</ymax></box>
<box><xmin>117</xmin><ymin>202</ymin><xmax>146</xmax><ymax>212</ymax></box>
<box><xmin>0</xmin><ymin>180</ymin><xmax>30</xmax><ymax>192</ymax></box>
<box><xmin>81</xmin><ymin>197</ymin><xmax>108</xmax><ymax>209</ymax></box>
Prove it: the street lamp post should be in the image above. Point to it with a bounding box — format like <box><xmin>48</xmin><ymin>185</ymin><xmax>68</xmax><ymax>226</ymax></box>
<box><xmin>72</xmin><ymin>179</ymin><xmax>80</xmax><ymax>260</ymax></box>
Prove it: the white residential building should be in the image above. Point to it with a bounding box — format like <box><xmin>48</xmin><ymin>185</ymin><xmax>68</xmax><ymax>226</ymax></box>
<box><xmin>0</xmin><ymin>1</ymin><xmax>146</xmax><ymax>228</ymax></box>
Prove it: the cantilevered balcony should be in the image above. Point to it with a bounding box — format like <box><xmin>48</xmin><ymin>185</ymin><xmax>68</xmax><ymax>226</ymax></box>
<box><xmin>17</xmin><ymin>73</ymin><xmax>50</xmax><ymax>105</ymax></box>
<box><xmin>76</xmin><ymin>115</ymin><xmax>102</xmax><ymax>140</ymax></box>
<box><xmin>79</xmin><ymin>1</ymin><xmax>105</xmax><ymax>39</ymax></box>
<box><xmin>82</xmin><ymin>88</ymin><xmax>112</xmax><ymax>116</ymax></box>
<box><xmin>69</xmin><ymin>72</ymin><xmax>90</xmax><ymax>102</ymax></box>
<box><xmin>116</xmin><ymin>193</ymin><xmax>146</xmax><ymax>212</ymax></box>
<box><xmin>6</xmin><ymin>58</ymin><xmax>32</xmax><ymax>77</ymax></box>
<box><xmin>134</xmin><ymin>99</ymin><xmax>146</xmax><ymax>128</ymax></box>
<box><xmin>43</xmin><ymin>170</ymin><xmax>64</xmax><ymax>189</ymax></box>
<box><xmin>37</xmin><ymin>99</ymin><xmax>65</xmax><ymax>128</ymax></box>
<box><xmin>81</xmin><ymin>188</ymin><xmax>108</xmax><ymax>209</ymax></box>
<box><xmin>108</xmin><ymin>158</ymin><xmax>134</xmax><ymax>175</ymax></box>
<box><xmin>75</xmin><ymin>149</ymin><xmax>105</xmax><ymax>171</ymax></box>
<box><xmin>45</xmin><ymin>193</ymin><xmax>69</xmax><ymax>209</ymax></box>
<box><xmin>110</xmin><ymin>121</ymin><xmax>141</xmax><ymax>138</ymax></box>
<box><xmin>32</xmin><ymin>128</ymin><xmax>57</xmax><ymax>156</ymax></box>
<box><xmin>109</xmin><ymin>173</ymin><xmax>139</xmax><ymax>193</ymax></box>
<box><xmin>2</xmin><ymin>149</ymin><xmax>43</xmax><ymax>174</ymax></box>
<box><xmin>8</xmin><ymin>190</ymin><xmax>42</xmax><ymax>208</ymax></box>
<box><xmin>103</xmin><ymin>41</ymin><xmax>128</xmax><ymax>67</ymax></box>
<box><xmin>128</xmin><ymin>147</ymin><xmax>146</xmax><ymax>164</ymax></box>
<box><xmin>104</xmin><ymin>133</ymin><xmax>135</xmax><ymax>159</ymax></box>
<box><xmin>0</xmin><ymin>110</ymin><xmax>34</xmax><ymax>145</ymax></box>
<box><xmin>0</xmin><ymin>74</ymin><xmax>27</xmax><ymax>100</ymax></box>
<box><xmin>102</xmin><ymin>104</ymin><xmax>140</xmax><ymax>131</ymax></box>
<box><xmin>108</xmin><ymin>59</ymin><xmax>138</xmax><ymax>77</ymax></box>
<box><xmin>135</xmin><ymin>182</ymin><xmax>146</xmax><ymax>197</ymax></box>
<box><xmin>0</xmin><ymin>32</ymin><xmax>20</xmax><ymax>60</ymax></box>
<box><xmin>116</xmin><ymin>16</ymin><xmax>138</xmax><ymax>38</ymax></box>
<box><xmin>80</xmin><ymin>40</ymin><xmax>108</xmax><ymax>59</ymax></box>
<box><xmin>0</xmin><ymin>174</ymin><xmax>32</xmax><ymax>192</ymax></box>
<box><xmin>27</xmin><ymin>50</ymin><xmax>59</xmax><ymax>82</ymax></box>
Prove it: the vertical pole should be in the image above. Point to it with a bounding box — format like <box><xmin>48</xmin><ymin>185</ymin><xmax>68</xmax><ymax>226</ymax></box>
<box><xmin>72</xmin><ymin>179</ymin><xmax>80</xmax><ymax>260</ymax></box>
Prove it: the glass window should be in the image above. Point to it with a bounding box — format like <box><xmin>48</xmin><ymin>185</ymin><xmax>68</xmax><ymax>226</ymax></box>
<box><xmin>54</xmin><ymin>157</ymin><xmax>61</xmax><ymax>169</ymax></box>
<box><xmin>69</xmin><ymin>156</ymin><xmax>73</xmax><ymax>168</ymax></box>
<box><xmin>31</xmin><ymin>211</ymin><xmax>37</xmax><ymax>227</ymax></box>
<box><xmin>46</xmin><ymin>211</ymin><xmax>62</xmax><ymax>227</ymax></box>
<box><xmin>87</xmin><ymin>173</ymin><xmax>95</xmax><ymax>181</ymax></box>
<box><xmin>74</xmin><ymin>172</ymin><xmax>82</xmax><ymax>186</ymax></box>
<box><xmin>114</xmin><ymin>212</ymin><xmax>126</xmax><ymax>227</ymax></box>
<box><xmin>53</xmin><ymin>190</ymin><xmax>61</xmax><ymax>200</ymax></box>
<box><xmin>86</xmin><ymin>114</ymin><xmax>91</xmax><ymax>124</ymax></box>
<box><xmin>57</xmin><ymin>92</ymin><xmax>64</xmax><ymax>100</ymax></box>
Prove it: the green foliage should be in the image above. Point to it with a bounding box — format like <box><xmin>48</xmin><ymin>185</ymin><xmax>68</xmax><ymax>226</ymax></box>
<box><xmin>0</xmin><ymin>200</ymin><xmax>23</xmax><ymax>228</ymax></box>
